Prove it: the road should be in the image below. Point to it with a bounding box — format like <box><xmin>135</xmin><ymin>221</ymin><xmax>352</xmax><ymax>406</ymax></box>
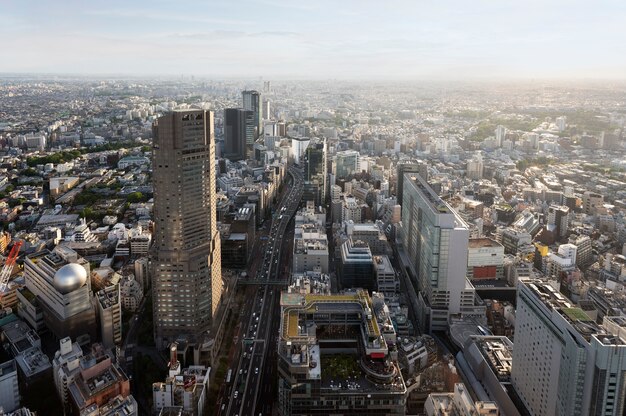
<box><xmin>222</xmin><ymin>166</ymin><xmax>303</xmax><ymax>416</ymax></box>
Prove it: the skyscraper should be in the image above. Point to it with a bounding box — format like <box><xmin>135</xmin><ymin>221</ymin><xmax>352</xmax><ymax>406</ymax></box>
<box><xmin>303</xmin><ymin>138</ymin><xmax>327</xmax><ymax>205</ymax></box>
<box><xmin>396</xmin><ymin>160</ymin><xmax>428</xmax><ymax>207</ymax></box>
<box><xmin>223</xmin><ymin>108</ymin><xmax>253</xmax><ymax>161</ymax></box>
<box><xmin>151</xmin><ymin>110</ymin><xmax>222</xmax><ymax>350</ymax></box>
<box><xmin>242</xmin><ymin>90</ymin><xmax>262</xmax><ymax>141</ymax></box>
<box><xmin>401</xmin><ymin>173</ymin><xmax>480</xmax><ymax>331</ymax></box>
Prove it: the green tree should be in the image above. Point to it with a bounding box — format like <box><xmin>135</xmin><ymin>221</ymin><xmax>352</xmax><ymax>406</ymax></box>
<box><xmin>126</xmin><ymin>192</ymin><xmax>146</xmax><ymax>203</ymax></box>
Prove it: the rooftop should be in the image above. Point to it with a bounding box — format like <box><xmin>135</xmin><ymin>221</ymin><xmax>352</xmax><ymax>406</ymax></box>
<box><xmin>471</xmin><ymin>336</ymin><xmax>513</xmax><ymax>381</ymax></box>
<box><xmin>468</xmin><ymin>238</ymin><xmax>502</xmax><ymax>249</ymax></box>
<box><xmin>523</xmin><ymin>279</ymin><xmax>617</xmax><ymax>343</ymax></box>
<box><xmin>280</xmin><ymin>290</ymin><xmax>381</xmax><ymax>344</ymax></box>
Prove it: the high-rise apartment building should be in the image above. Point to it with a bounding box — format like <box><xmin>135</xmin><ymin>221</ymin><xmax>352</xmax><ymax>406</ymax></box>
<box><xmin>223</xmin><ymin>108</ymin><xmax>254</xmax><ymax>161</ymax></box>
<box><xmin>401</xmin><ymin>173</ymin><xmax>481</xmax><ymax>331</ymax></box>
<box><xmin>512</xmin><ymin>278</ymin><xmax>626</xmax><ymax>416</ymax></box>
<box><xmin>242</xmin><ymin>90</ymin><xmax>262</xmax><ymax>140</ymax></box>
<box><xmin>151</xmin><ymin>110</ymin><xmax>222</xmax><ymax>350</ymax></box>
<box><xmin>495</xmin><ymin>125</ymin><xmax>506</xmax><ymax>148</ymax></box>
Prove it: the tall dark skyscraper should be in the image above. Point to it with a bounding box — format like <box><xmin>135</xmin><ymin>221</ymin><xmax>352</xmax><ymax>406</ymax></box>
<box><xmin>151</xmin><ymin>110</ymin><xmax>222</xmax><ymax>351</ymax></box>
<box><xmin>223</xmin><ymin>108</ymin><xmax>254</xmax><ymax>161</ymax></box>
<box><xmin>303</xmin><ymin>138</ymin><xmax>327</xmax><ymax>205</ymax></box>
<box><xmin>242</xmin><ymin>90</ymin><xmax>262</xmax><ymax>141</ymax></box>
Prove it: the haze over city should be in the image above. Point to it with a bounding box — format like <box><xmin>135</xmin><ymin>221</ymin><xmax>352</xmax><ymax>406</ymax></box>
<box><xmin>1</xmin><ymin>2</ymin><xmax>626</xmax><ymax>416</ymax></box>
<box><xmin>2</xmin><ymin>0</ymin><xmax>626</xmax><ymax>79</ymax></box>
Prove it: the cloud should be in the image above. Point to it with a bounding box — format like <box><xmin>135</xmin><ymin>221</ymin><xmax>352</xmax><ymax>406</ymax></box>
<box><xmin>84</xmin><ymin>9</ymin><xmax>251</xmax><ymax>26</ymax></box>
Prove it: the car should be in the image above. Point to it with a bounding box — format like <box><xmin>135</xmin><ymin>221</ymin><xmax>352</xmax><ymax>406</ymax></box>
<box><xmin>234</xmin><ymin>391</ymin><xmax>238</xmax><ymax>399</ymax></box>
<box><xmin>239</xmin><ymin>369</ymin><xmax>243</xmax><ymax>375</ymax></box>
<box><xmin>255</xmin><ymin>367</ymin><xmax>259</xmax><ymax>374</ymax></box>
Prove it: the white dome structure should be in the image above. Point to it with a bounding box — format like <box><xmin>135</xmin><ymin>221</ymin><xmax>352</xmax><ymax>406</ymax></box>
<box><xmin>53</xmin><ymin>263</ymin><xmax>88</xmax><ymax>294</ymax></box>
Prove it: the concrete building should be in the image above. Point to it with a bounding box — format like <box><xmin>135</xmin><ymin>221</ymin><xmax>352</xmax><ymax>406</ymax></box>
<box><xmin>462</xmin><ymin>336</ymin><xmax>520</xmax><ymax>416</ymax></box>
<box><xmin>467</xmin><ymin>238</ymin><xmax>504</xmax><ymax>281</ymax></box>
<box><xmin>341</xmin><ymin>196</ymin><xmax>363</xmax><ymax>223</ymax></box>
<box><xmin>151</xmin><ymin>110</ymin><xmax>223</xmax><ymax>351</ymax></box>
<box><xmin>374</xmin><ymin>255</ymin><xmax>398</xmax><ymax>297</ymax></box>
<box><xmin>293</xmin><ymin>227</ymin><xmax>329</xmax><ymax>274</ymax></box>
<box><xmin>290</xmin><ymin>136</ymin><xmax>310</xmax><ymax>166</ymax></box>
<box><xmin>348</xmin><ymin>222</ymin><xmax>391</xmax><ymax>256</ymax></box>
<box><xmin>425</xmin><ymin>383</ymin><xmax>499</xmax><ymax>416</ymax></box>
<box><xmin>572</xmin><ymin>235</ymin><xmax>593</xmax><ymax>267</ymax></box>
<box><xmin>66</xmin><ymin>344</ymin><xmax>131</xmax><ymax>415</ymax></box>
<box><xmin>467</xmin><ymin>153</ymin><xmax>484</xmax><ymax>180</ymax></box>
<box><xmin>119</xmin><ymin>276</ymin><xmax>143</xmax><ymax>312</ymax></box>
<box><xmin>153</xmin><ymin>345</ymin><xmax>209</xmax><ymax>416</ymax></box>
<box><xmin>277</xmin><ymin>290</ymin><xmax>406</xmax><ymax>416</ymax></box>
<box><xmin>128</xmin><ymin>228</ymin><xmax>151</xmax><ymax>257</ymax></box>
<box><xmin>495</xmin><ymin>228</ymin><xmax>533</xmax><ymax>255</ymax></box>
<box><xmin>117</xmin><ymin>156</ymin><xmax>150</xmax><ymax>169</ymax></box>
<box><xmin>80</xmin><ymin>394</ymin><xmax>138</xmax><ymax>416</ymax></box>
<box><xmin>401</xmin><ymin>173</ymin><xmax>482</xmax><ymax>331</ymax></box>
<box><xmin>53</xmin><ymin>337</ymin><xmax>85</xmax><ymax>411</ymax></box>
<box><xmin>22</xmin><ymin>246</ymin><xmax>96</xmax><ymax>340</ymax></box>
<box><xmin>50</xmin><ymin>177</ymin><xmax>80</xmax><ymax>199</ymax></box>
<box><xmin>1</xmin><ymin>319</ymin><xmax>52</xmax><ymax>385</ymax></box>
<box><xmin>512</xmin><ymin>278</ymin><xmax>626</xmax><ymax>416</ymax></box>
<box><xmin>96</xmin><ymin>285</ymin><xmax>122</xmax><ymax>349</ymax></box>
<box><xmin>583</xmin><ymin>191</ymin><xmax>604</xmax><ymax>216</ymax></box>
<box><xmin>0</xmin><ymin>360</ymin><xmax>20</xmax><ymax>413</ymax></box>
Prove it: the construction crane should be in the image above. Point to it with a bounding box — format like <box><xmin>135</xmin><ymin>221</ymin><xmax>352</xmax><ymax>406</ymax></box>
<box><xmin>0</xmin><ymin>241</ymin><xmax>23</xmax><ymax>293</ymax></box>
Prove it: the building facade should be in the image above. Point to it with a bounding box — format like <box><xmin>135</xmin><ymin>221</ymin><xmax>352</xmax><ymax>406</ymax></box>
<box><xmin>401</xmin><ymin>173</ymin><xmax>481</xmax><ymax>331</ymax></box>
<box><xmin>223</xmin><ymin>108</ymin><xmax>253</xmax><ymax>161</ymax></box>
<box><xmin>512</xmin><ymin>278</ymin><xmax>626</xmax><ymax>416</ymax></box>
<box><xmin>151</xmin><ymin>110</ymin><xmax>223</xmax><ymax>350</ymax></box>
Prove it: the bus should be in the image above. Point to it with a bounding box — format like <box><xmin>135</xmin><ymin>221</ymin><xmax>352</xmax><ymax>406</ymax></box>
<box><xmin>226</xmin><ymin>369</ymin><xmax>233</xmax><ymax>384</ymax></box>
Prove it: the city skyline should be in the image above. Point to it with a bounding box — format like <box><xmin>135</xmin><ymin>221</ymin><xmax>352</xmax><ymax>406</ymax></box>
<box><xmin>1</xmin><ymin>0</ymin><xmax>625</xmax><ymax>79</ymax></box>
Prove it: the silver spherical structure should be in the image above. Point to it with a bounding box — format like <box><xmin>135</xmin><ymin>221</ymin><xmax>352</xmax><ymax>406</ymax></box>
<box><xmin>53</xmin><ymin>263</ymin><xmax>88</xmax><ymax>294</ymax></box>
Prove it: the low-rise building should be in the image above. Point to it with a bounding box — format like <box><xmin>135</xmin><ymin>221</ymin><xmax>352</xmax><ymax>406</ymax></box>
<box><xmin>278</xmin><ymin>289</ymin><xmax>406</xmax><ymax>415</ymax></box>
<box><xmin>153</xmin><ymin>345</ymin><xmax>209</xmax><ymax>416</ymax></box>
<box><xmin>425</xmin><ymin>383</ymin><xmax>499</xmax><ymax>416</ymax></box>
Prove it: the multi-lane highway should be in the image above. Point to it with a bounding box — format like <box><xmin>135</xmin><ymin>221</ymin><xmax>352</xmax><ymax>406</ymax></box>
<box><xmin>221</xmin><ymin>166</ymin><xmax>303</xmax><ymax>416</ymax></box>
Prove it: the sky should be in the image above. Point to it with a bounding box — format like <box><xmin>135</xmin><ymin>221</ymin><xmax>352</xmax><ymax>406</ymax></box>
<box><xmin>1</xmin><ymin>0</ymin><xmax>625</xmax><ymax>80</ymax></box>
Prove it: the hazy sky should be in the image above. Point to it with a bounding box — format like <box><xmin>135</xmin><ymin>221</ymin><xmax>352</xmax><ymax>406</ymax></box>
<box><xmin>1</xmin><ymin>0</ymin><xmax>625</xmax><ymax>79</ymax></box>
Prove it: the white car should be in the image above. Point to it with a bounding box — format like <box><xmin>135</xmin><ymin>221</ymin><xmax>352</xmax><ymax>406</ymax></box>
<box><xmin>255</xmin><ymin>367</ymin><xmax>259</xmax><ymax>374</ymax></box>
<box><xmin>234</xmin><ymin>391</ymin><xmax>239</xmax><ymax>399</ymax></box>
